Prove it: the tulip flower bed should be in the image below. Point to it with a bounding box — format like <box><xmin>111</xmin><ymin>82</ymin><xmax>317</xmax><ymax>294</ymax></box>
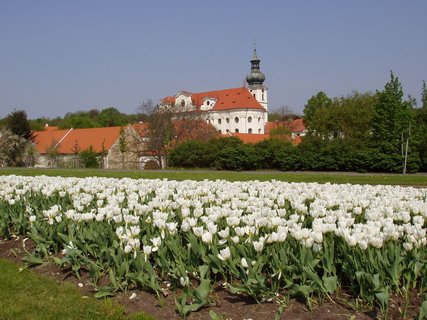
<box><xmin>0</xmin><ymin>175</ymin><xmax>426</xmax><ymax>318</ymax></box>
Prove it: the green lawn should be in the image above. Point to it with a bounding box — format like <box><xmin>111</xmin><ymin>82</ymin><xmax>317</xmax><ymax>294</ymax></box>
<box><xmin>0</xmin><ymin>258</ymin><xmax>153</xmax><ymax>320</ymax></box>
<box><xmin>0</xmin><ymin>167</ymin><xmax>426</xmax><ymax>186</ymax></box>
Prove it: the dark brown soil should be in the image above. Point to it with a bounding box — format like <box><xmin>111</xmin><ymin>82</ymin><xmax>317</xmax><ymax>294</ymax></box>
<box><xmin>0</xmin><ymin>236</ymin><xmax>422</xmax><ymax>320</ymax></box>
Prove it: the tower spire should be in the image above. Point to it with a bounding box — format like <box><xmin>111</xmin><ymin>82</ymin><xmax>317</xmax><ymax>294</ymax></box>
<box><xmin>246</xmin><ymin>45</ymin><xmax>265</xmax><ymax>86</ymax></box>
<box><xmin>252</xmin><ymin>40</ymin><xmax>258</xmax><ymax>60</ymax></box>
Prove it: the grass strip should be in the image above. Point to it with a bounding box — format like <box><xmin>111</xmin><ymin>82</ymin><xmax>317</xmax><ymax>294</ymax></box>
<box><xmin>0</xmin><ymin>167</ymin><xmax>426</xmax><ymax>186</ymax></box>
<box><xmin>0</xmin><ymin>258</ymin><xmax>153</xmax><ymax>320</ymax></box>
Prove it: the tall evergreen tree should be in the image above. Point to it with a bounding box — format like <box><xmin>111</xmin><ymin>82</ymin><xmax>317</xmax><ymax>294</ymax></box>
<box><xmin>371</xmin><ymin>72</ymin><xmax>414</xmax><ymax>171</ymax></box>
<box><xmin>422</xmin><ymin>80</ymin><xmax>427</xmax><ymax>109</ymax></box>
<box><xmin>5</xmin><ymin>110</ymin><xmax>34</xmax><ymax>141</ymax></box>
<box><xmin>413</xmin><ymin>80</ymin><xmax>427</xmax><ymax>171</ymax></box>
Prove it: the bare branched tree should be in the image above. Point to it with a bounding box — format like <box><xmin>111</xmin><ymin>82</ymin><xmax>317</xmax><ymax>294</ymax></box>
<box><xmin>137</xmin><ymin>99</ymin><xmax>174</xmax><ymax>168</ymax></box>
<box><xmin>135</xmin><ymin>99</ymin><xmax>219</xmax><ymax>169</ymax></box>
<box><xmin>276</xmin><ymin>105</ymin><xmax>300</xmax><ymax>121</ymax></box>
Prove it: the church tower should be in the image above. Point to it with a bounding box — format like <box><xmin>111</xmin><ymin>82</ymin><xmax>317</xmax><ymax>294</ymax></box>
<box><xmin>246</xmin><ymin>47</ymin><xmax>268</xmax><ymax>112</ymax></box>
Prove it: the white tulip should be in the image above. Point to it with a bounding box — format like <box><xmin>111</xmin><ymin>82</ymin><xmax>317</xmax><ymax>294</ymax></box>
<box><xmin>217</xmin><ymin>247</ymin><xmax>231</xmax><ymax>261</ymax></box>
<box><xmin>253</xmin><ymin>238</ymin><xmax>264</xmax><ymax>253</ymax></box>
<box><xmin>202</xmin><ymin>231</ymin><xmax>213</xmax><ymax>244</ymax></box>
<box><xmin>241</xmin><ymin>257</ymin><xmax>249</xmax><ymax>268</ymax></box>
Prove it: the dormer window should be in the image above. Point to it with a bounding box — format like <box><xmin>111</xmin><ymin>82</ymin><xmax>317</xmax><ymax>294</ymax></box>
<box><xmin>181</xmin><ymin>99</ymin><xmax>185</xmax><ymax>107</ymax></box>
<box><xmin>207</xmin><ymin>101</ymin><xmax>210</xmax><ymax>106</ymax></box>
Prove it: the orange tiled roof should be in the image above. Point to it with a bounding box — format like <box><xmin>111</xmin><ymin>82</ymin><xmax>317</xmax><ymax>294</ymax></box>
<box><xmin>265</xmin><ymin>119</ymin><xmax>305</xmax><ymax>134</ymax></box>
<box><xmin>131</xmin><ymin>122</ymin><xmax>150</xmax><ymax>136</ymax></box>
<box><xmin>227</xmin><ymin>132</ymin><xmax>303</xmax><ymax>145</ymax></box>
<box><xmin>293</xmin><ymin>135</ymin><xmax>302</xmax><ymax>145</ymax></box>
<box><xmin>165</xmin><ymin>87</ymin><xmax>265</xmax><ymax>111</ymax></box>
<box><xmin>228</xmin><ymin>133</ymin><xmax>270</xmax><ymax>144</ymax></box>
<box><xmin>34</xmin><ymin>126</ymin><xmax>124</xmax><ymax>154</ymax></box>
<box><xmin>288</xmin><ymin>118</ymin><xmax>305</xmax><ymax>132</ymax></box>
<box><xmin>44</xmin><ymin>125</ymin><xmax>59</xmax><ymax>131</ymax></box>
<box><xmin>194</xmin><ymin>87</ymin><xmax>265</xmax><ymax>111</ymax></box>
<box><xmin>161</xmin><ymin>96</ymin><xmax>175</xmax><ymax>105</ymax></box>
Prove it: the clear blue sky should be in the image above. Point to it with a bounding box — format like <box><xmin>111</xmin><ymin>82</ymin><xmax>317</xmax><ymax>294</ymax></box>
<box><xmin>1</xmin><ymin>0</ymin><xmax>426</xmax><ymax>119</ymax></box>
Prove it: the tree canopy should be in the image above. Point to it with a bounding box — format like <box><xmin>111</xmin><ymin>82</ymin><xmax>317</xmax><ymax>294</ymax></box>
<box><xmin>4</xmin><ymin>110</ymin><xmax>34</xmax><ymax>141</ymax></box>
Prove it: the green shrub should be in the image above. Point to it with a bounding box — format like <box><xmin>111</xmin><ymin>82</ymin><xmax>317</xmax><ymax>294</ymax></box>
<box><xmin>79</xmin><ymin>146</ymin><xmax>99</xmax><ymax>168</ymax></box>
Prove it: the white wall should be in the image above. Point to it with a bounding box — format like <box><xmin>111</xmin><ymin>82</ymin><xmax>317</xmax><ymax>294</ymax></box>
<box><xmin>248</xmin><ymin>87</ymin><xmax>268</xmax><ymax>112</ymax></box>
<box><xmin>205</xmin><ymin>109</ymin><xmax>266</xmax><ymax>134</ymax></box>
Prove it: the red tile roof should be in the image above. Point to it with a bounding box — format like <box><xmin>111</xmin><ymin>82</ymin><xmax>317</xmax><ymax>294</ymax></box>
<box><xmin>194</xmin><ymin>87</ymin><xmax>265</xmax><ymax>111</ymax></box>
<box><xmin>293</xmin><ymin>135</ymin><xmax>302</xmax><ymax>145</ymax></box>
<box><xmin>164</xmin><ymin>87</ymin><xmax>265</xmax><ymax>111</ymax></box>
<box><xmin>34</xmin><ymin>126</ymin><xmax>124</xmax><ymax>154</ymax></box>
<box><xmin>288</xmin><ymin>118</ymin><xmax>305</xmax><ymax>132</ymax></box>
<box><xmin>228</xmin><ymin>133</ymin><xmax>270</xmax><ymax>144</ymax></box>
<box><xmin>265</xmin><ymin>119</ymin><xmax>305</xmax><ymax>134</ymax></box>
<box><xmin>44</xmin><ymin>125</ymin><xmax>59</xmax><ymax>131</ymax></box>
<box><xmin>161</xmin><ymin>96</ymin><xmax>175</xmax><ymax>105</ymax></box>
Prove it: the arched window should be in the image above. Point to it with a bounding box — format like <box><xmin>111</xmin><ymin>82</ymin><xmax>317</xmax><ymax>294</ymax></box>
<box><xmin>234</xmin><ymin>117</ymin><xmax>239</xmax><ymax>123</ymax></box>
<box><xmin>248</xmin><ymin>116</ymin><xmax>252</xmax><ymax>123</ymax></box>
<box><xmin>226</xmin><ymin>118</ymin><xmax>230</xmax><ymax>124</ymax></box>
<box><xmin>235</xmin><ymin>128</ymin><xmax>239</xmax><ymax>133</ymax></box>
<box><xmin>218</xmin><ymin>118</ymin><xmax>222</xmax><ymax>124</ymax></box>
<box><xmin>207</xmin><ymin>101</ymin><xmax>210</xmax><ymax>106</ymax></box>
<box><xmin>181</xmin><ymin>99</ymin><xmax>185</xmax><ymax>107</ymax></box>
<box><xmin>248</xmin><ymin>128</ymin><xmax>252</xmax><ymax>134</ymax></box>
<box><xmin>218</xmin><ymin>130</ymin><xmax>222</xmax><ymax>134</ymax></box>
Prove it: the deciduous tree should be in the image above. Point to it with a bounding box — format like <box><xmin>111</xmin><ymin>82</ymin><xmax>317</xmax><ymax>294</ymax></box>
<box><xmin>0</xmin><ymin>129</ymin><xmax>28</xmax><ymax>167</ymax></box>
<box><xmin>303</xmin><ymin>91</ymin><xmax>332</xmax><ymax>135</ymax></box>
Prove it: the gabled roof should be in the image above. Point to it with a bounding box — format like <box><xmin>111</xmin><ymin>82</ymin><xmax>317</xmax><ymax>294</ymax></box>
<box><xmin>163</xmin><ymin>87</ymin><xmax>265</xmax><ymax>112</ymax></box>
<box><xmin>34</xmin><ymin>126</ymin><xmax>124</xmax><ymax>154</ymax></box>
<box><xmin>265</xmin><ymin>118</ymin><xmax>305</xmax><ymax>134</ymax></box>
<box><xmin>287</xmin><ymin>118</ymin><xmax>305</xmax><ymax>132</ymax></box>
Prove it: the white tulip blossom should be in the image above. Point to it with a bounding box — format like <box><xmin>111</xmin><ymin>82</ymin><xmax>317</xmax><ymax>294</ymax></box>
<box><xmin>217</xmin><ymin>247</ymin><xmax>231</xmax><ymax>261</ymax></box>
<box><xmin>0</xmin><ymin>175</ymin><xmax>425</xmax><ymax>268</ymax></box>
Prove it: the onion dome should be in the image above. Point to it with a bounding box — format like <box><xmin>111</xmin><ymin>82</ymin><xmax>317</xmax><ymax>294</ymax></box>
<box><xmin>246</xmin><ymin>48</ymin><xmax>265</xmax><ymax>86</ymax></box>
